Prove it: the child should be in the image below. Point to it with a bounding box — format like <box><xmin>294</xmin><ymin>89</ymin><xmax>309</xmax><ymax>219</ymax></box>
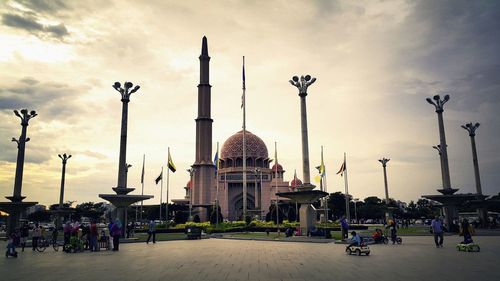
<box><xmin>6</xmin><ymin>234</ymin><xmax>18</xmax><ymax>258</ymax></box>
<box><xmin>347</xmin><ymin>231</ymin><xmax>362</xmax><ymax>249</ymax></box>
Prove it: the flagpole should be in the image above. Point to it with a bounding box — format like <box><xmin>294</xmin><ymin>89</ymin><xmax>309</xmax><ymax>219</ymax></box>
<box><xmin>140</xmin><ymin>154</ymin><xmax>145</xmax><ymax>222</ymax></box>
<box><xmin>343</xmin><ymin>152</ymin><xmax>350</xmax><ymax>223</ymax></box>
<box><xmin>160</xmin><ymin>166</ymin><xmax>163</xmax><ymax>222</ymax></box>
<box><xmin>324</xmin><ymin>159</ymin><xmax>329</xmax><ymax>223</ymax></box>
<box><xmin>275</xmin><ymin>141</ymin><xmax>280</xmax><ymax>235</ymax></box>
<box><xmin>216</xmin><ymin>142</ymin><xmax>220</xmax><ymax>227</ymax></box>
<box><xmin>242</xmin><ymin>55</ymin><xmax>247</xmax><ymax>220</ymax></box>
<box><xmin>322</xmin><ymin>146</ymin><xmax>328</xmax><ymax>223</ymax></box>
<box><xmin>166</xmin><ymin>148</ymin><xmax>170</xmax><ymax>227</ymax></box>
<box><xmin>294</xmin><ymin>169</ymin><xmax>298</xmax><ymax>222</ymax></box>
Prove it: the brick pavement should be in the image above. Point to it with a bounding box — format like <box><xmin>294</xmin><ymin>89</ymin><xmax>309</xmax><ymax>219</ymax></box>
<box><xmin>1</xmin><ymin>236</ymin><xmax>499</xmax><ymax>281</ymax></box>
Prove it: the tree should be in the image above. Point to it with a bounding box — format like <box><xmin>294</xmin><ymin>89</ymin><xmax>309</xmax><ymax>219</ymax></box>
<box><xmin>358</xmin><ymin>196</ymin><xmax>385</xmax><ymax>220</ymax></box>
<box><xmin>27</xmin><ymin>210</ymin><xmax>51</xmax><ymax>222</ymax></box>
<box><xmin>327</xmin><ymin>192</ymin><xmax>348</xmax><ymax>220</ymax></box>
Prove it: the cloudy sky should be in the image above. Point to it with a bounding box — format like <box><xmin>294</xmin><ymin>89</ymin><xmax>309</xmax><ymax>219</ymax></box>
<box><xmin>1</xmin><ymin>0</ymin><xmax>499</xmax><ymax>208</ymax></box>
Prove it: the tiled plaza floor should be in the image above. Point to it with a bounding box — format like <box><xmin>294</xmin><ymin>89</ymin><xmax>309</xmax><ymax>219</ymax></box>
<box><xmin>1</xmin><ymin>235</ymin><xmax>499</xmax><ymax>281</ymax></box>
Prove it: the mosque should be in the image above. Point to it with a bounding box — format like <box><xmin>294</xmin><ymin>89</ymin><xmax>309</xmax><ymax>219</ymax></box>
<box><xmin>172</xmin><ymin>37</ymin><xmax>301</xmax><ymax>222</ymax></box>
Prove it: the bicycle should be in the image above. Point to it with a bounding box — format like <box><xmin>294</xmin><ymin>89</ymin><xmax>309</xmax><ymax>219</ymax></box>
<box><xmin>36</xmin><ymin>236</ymin><xmax>59</xmax><ymax>252</ymax></box>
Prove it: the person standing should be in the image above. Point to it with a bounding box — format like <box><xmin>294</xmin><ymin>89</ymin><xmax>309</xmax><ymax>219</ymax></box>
<box><xmin>32</xmin><ymin>223</ymin><xmax>41</xmax><ymax>251</ymax></box>
<box><xmin>431</xmin><ymin>216</ymin><xmax>444</xmax><ymax>248</ymax></box>
<box><xmin>459</xmin><ymin>218</ymin><xmax>474</xmax><ymax>244</ymax></box>
<box><xmin>63</xmin><ymin>221</ymin><xmax>71</xmax><ymax>246</ymax></box>
<box><xmin>146</xmin><ymin>220</ymin><xmax>156</xmax><ymax>244</ymax></box>
<box><xmin>340</xmin><ymin>216</ymin><xmax>349</xmax><ymax>240</ymax></box>
<box><xmin>89</xmin><ymin>221</ymin><xmax>99</xmax><ymax>252</ymax></box>
<box><xmin>20</xmin><ymin>223</ymin><xmax>29</xmax><ymax>252</ymax></box>
<box><xmin>110</xmin><ymin>219</ymin><xmax>122</xmax><ymax>251</ymax></box>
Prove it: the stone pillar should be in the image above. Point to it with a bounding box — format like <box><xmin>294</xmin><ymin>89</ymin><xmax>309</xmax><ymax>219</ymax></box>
<box><xmin>378</xmin><ymin>158</ymin><xmax>391</xmax><ymax>220</ymax></box>
<box><xmin>461</xmin><ymin>122</ymin><xmax>488</xmax><ymax>226</ymax></box>
<box><xmin>289</xmin><ymin>75</ymin><xmax>316</xmax><ymax>190</ymax></box>
<box><xmin>0</xmin><ymin>109</ymin><xmax>38</xmax><ymax>235</ymax></box>
<box><xmin>436</xmin><ymin>111</ymin><xmax>452</xmax><ymax>189</ymax></box>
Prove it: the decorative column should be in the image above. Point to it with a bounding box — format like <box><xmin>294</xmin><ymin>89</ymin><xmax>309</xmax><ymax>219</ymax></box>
<box><xmin>461</xmin><ymin>122</ymin><xmax>488</xmax><ymax>226</ymax></box>
<box><xmin>289</xmin><ymin>75</ymin><xmax>316</xmax><ymax>190</ymax></box>
<box><xmin>56</xmin><ymin>153</ymin><xmax>71</xmax><ymax>228</ymax></box>
<box><xmin>99</xmin><ymin>82</ymin><xmax>153</xmax><ymax>235</ymax></box>
<box><xmin>378</xmin><ymin>158</ymin><xmax>391</xmax><ymax>220</ymax></box>
<box><xmin>0</xmin><ymin>109</ymin><xmax>38</xmax><ymax>235</ymax></box>
<box><xmin>432</xmin><ymin>145</ymin><xmax>446</xmax><ymax>187</ymax></box>
<box><xmin>280</xmin><ymin>75</ymin><xmax>327</xmax><ymax>235</ymax></box>
<box><xmin>426</xmin><ymin>95</ymin><xmax>455</xmax><ymax>193</ymax></box>
<box><xmin>424</xmin><ymin>94</ymin><xmax>459</xmax><ymax>230</ymax></box>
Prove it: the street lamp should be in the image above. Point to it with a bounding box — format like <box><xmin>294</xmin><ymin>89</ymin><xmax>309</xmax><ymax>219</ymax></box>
<box><xmin>289</xmin><ymin>75</ymin><xmax>316</xmax><ymax>190</ymax></box>
<box><xmin>378</xmin><ymin>157</ymin><xmax>391</xmax><ymax>220</ymax></box>
<box><xmin>425</xmin><ymin>94</ymin><xmax>453</xmax><ymax>191</ymax></box>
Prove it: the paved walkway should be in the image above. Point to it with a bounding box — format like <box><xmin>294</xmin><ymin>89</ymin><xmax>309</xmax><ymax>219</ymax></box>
<box><xmin>1</xmin><ymin>236</ymin><xmax>499</xmax><ymax>281</ymax></box>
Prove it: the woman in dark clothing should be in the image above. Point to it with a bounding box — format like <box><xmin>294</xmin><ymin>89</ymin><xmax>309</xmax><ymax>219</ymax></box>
<box><xmin>460</xmin><ymin>218</ymin><xmax>474</xmax><ymax>244</ymax></box>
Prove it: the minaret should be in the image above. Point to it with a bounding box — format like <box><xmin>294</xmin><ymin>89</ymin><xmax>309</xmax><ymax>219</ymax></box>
<box><xmin>192</xmin><ymin>36</ymin><xmax>215</xmax><ymax>221</ymax></box>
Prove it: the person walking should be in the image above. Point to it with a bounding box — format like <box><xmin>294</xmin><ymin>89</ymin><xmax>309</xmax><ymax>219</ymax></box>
<box><xmin>431</xmin><ymin>216</ymin><xmax>445</xmax><ymax>248</ymax></box>
<box><xmin>20</xmin><ymin>223</ymin><xmax>29</xmax><ymax>252</ymax></box>
<box><xmin>32</xmin><ymin>223</ymin><xmax>41</xmax><ymax>251</ymax></box>
<box><xmin>146</xmin><ymin>220</ymin><xmax>156</xmax><ymax>244</ymax></box>
<box><xmin>110</xmin><ymin>219</ymin><xmax>122</xmax><ymax>251</ymax></box>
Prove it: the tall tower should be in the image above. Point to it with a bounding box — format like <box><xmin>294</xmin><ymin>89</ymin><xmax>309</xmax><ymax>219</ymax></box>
<box><xmin>192</xmin><ymin>36</ymin><xmax>215</xmax><ymax>220</ymax></box>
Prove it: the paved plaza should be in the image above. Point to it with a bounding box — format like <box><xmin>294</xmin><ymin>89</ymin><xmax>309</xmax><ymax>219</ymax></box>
<box><xmin>1</xmin><ymin>236</ymin><xmax>499</xmax><ymax>281</ymax></box>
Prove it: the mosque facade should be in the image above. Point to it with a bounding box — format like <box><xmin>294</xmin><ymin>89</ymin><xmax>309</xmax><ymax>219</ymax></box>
<box><xmin>172</xmin><ymin>37</ymin><xmax>301</xmax><ymax>222</ymax></box>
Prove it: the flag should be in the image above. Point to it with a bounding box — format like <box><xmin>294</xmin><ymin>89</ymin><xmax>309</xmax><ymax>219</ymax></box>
<box><xmin>319</xmin><ymin>157</ymin><xmax>325</xmax><ymax>177</ymax></box>
<box><xmin>168</xmin><ymin>151</ymin><xmax>176</xmax><ymax>173</ymax></box>
<box><xmin>213</xmin><ymin>151</ymin><xmax>219</xmax><ymax>171</ymax></box>
<box><xmin>336</xmin><ymin>161</ymin><xmax>346</xmax><ymax>177</ymax></box>
<box><xmin>241</xmin><ymin>56</ymin><xmax>245</xmax><ymax>108</ymax></box>
<box><xmin>314</xmin><ymin>175</ymin><xmax>322</xmax><ymax>183</ymax></box>
<box><xmin>140</xmin><ymin>154</ymin><xmax>145</xmax><ymax>184</ymax></box>
<box><xmin>155</xmin><ymin>171</ymin><xmax>162</xmax><ymax>185</ymax></box>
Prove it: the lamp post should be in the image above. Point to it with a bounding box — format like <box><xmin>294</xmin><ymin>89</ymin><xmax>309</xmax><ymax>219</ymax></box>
<box><xmin>461</xmin><ymin>122</ymin><xmax>487</xmax><ymax>225</ymax></box>
<box><xmin>11</xmin><ymin>109</ymin><xmax>37</xmax><ymax>201</ymax></box>
<box><xmin>425</xmin><ymin>94</ymin><xmax>453</xmax><ymax>192</ymax></box>
<box><xmin>432</xmin><ymin>145</ymin><xmax>446</xmax><ymax>186</ymax></box>
<box><xmin>0</xmin><ymin>109</ymin><xmax>38</xmax><ymax>235</ymax></box>
<box><xmin>378</xmin><ymin>157</ymin><xmax>391</xmax><ymax>220</ymax></box>
<box><xmin>461</xmin><ymin>123</ymin><xmax>482</xmax><ymax>195</ymax></box>
<box><xmin>57</xmin><ymin>153</ymin><xmax>71</xmax><ymax>228</ymax></box>
<box><xmin>99</xmin><ymin>81</ymin><xmax>153</xmax><ymax>234</ymax></box>
<box><xmin>289</xmin><ymin>75</ymin><xmax>316</xmax><ymax>190</ymax></box>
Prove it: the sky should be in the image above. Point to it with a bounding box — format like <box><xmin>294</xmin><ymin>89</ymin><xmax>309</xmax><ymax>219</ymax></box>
<box><xmin>0</xmin><ymin>0</ymin><xmax>499</xmax><ymax>208</ymax></box>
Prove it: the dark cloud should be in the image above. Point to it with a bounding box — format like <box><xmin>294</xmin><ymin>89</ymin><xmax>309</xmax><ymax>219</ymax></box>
<box><xmin>0</xmin><ymin>78</ymin><xmax>85</xmax><ymax>121</ymax></box>
<box><xmin>1</xmin><ymin>13</ymin><xmax>69</xmax><ymax>39</ymax></box>
<box><xmin>14</xmin><ymin>0</ymin><xmax>69</xmax><ymax>13</ymax></box>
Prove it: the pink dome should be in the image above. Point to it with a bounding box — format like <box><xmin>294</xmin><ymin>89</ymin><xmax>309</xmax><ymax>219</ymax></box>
<box><xmin>290</xmin><ymin>177</ymin><xmax>302</xmax><ymax>189</ymax></box>
<box><xmin>271</xmin><ymin>163</ymin><xmax>283</xmax><ymax>171</ymax></box>
<box><xmin>221</xmin><ymin>130</ymin><xmax>268</xmax><ymax>159</ymax></box>
<box><xmin>186</xmin><ymin>180</ymin><xmax>192</xmax><ymax>189</ymax></box>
